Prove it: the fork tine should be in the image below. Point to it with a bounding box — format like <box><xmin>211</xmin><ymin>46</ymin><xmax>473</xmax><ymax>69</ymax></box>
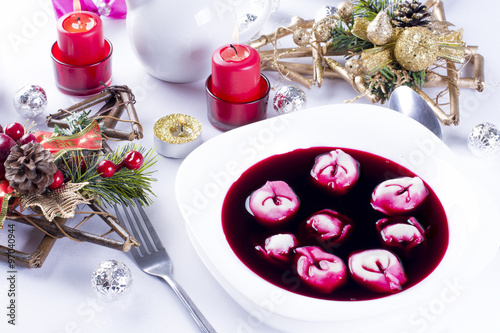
<box><xmin>125</xmin><ymin>202</ymin><xmax>158</xmax><ymax>254</ymax></box>
<box><xmin>114</xmin><ymin>205</ymin><xmax>142</xmax><ymax>259</ymax></box>
<box><xmin>132</xmin><ymin>198</ymin><xmax>165</xmax><ymax>251</ymax></box>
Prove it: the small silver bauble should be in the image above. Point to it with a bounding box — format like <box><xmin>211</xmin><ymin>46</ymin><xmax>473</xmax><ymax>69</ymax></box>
<box><xmin>273</xmin><ymin>85</ymin><xmax>307</xmax><ymax>115</ymax></box>
<box><xmin>91</xmin><ymin>260</ymin><xmax>133</xmax><ymax>299</ymax></box>
<box><xmin>95</xmin><ymin>0</ymin><xmax>112</xmax><ymax>16</ymax></box>
<box><xmin>467</xmin><ymin>122</ymin><xmax>500</xmax><ymax>158</ymax></box>
<box><xmin>315</xmin><ymin>6</ymin><xmax>337</xmax><ymax>23</ymax></box>
<box><xmin>13</xmin><ymin>84</ymin><xmax>48</xmax><ymax>119</ymax></box>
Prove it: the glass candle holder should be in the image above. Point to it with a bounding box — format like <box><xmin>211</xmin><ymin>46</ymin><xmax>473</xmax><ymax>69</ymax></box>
<box><xmin>205</xmin><ymin>74</ymin><xmax>270</xmax><ymax>132</ymax></box>
<box><xmin>51</xmin><ymin>38</ymin><xmax>113</xmax><ymax>96</ymax></box>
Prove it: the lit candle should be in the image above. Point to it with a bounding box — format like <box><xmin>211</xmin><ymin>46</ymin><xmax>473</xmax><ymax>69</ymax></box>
<box><xmin>211</xmin><ymin>44</ymin><xmax>261</xmax><ymax>103</ymax></box>
<box><xmin>153</xmin><ymin>114</ymin><xmax>202</xmax><ymax>158</ymax></box>
<box><xmin>56</xmin><ymin>11</ymin><xmax>105</xmax><ymax>65</ymax></box>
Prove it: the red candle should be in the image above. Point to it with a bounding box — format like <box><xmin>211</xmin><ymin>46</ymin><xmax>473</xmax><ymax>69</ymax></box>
<box><xmin>211</xmin><ymin>44</ymin><xmax>261</xmax><ymax>103</ymax></box>
<box><xmin>57</xmin><ymin>11</ymin><xmax>105</xmax><ymax>65</ymax></box>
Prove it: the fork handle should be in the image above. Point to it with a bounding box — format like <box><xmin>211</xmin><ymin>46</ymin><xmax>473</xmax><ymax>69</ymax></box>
<box><xmin>159</xmin><ymin>273</ymin><xmax>217</xmax><ymax>333</ymax></box>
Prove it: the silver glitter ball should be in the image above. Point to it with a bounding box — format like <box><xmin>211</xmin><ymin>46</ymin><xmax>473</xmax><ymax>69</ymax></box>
<box><xmin>91</xmin><ymin>260</ymin><xmax>133</xmax><ymax>298</ymax></box>
<box><xmin>467</xmin><ymin>122</ymin><xmax>500</xmax><ymax>158</ymax></box>
<box><xmin>238</xmin><ymin>13</ymin><xmax>258</xmax><ymax>33</ymax></box>
<box><xmin>95</xmin><ymin>0</ymin><xmax>112</xmax><ymax>16</ymax></box>
<box><xmin>315</xmin><ymin>6</ymin><xmax>337</xmax><ymax>23</ymax></box>
<box><xmin>13</xmin><ymin>84</ymin><xmax>47</xmax><ymax>119</ymax></box>
<box><xmin>273</xmin><ymin>85</ymin><xmax>307</xmax><ymax>115</ymax></box>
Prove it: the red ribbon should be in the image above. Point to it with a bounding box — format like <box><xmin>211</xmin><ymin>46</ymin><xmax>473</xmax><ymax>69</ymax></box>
<box><xmin>0</xmin><ymin>181</ymin><xmax>14</xmax><ymax>229</ymax></box>
<box><xmin>37</xmin><ymin>120</ymin><xmax>103</xmax><ymax>159</ymax></box>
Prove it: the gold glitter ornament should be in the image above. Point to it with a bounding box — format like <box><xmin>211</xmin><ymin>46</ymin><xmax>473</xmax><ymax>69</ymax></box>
<box><xmin>394</xmin><ymin>27</ymin><xmax>438</xmax><ymax>72</ymax></box>
<box><xmin>345</xmin><ymin>58</ymin><xmax>363</xmax><ymax>75</ymax></box>
<box><xmin>352</xmin><ymin>17</ymin><xmax>370</xmax><ymax>41</ymax></box>
<box><xmin>293</xmin><ymin>27</ymin><xmax>311</xmax><ymax>46</ymax></box>
<box><xmin>314</xmin><ymin>22</ymin><xmax>333</xmax><ymax>42</ymax></box>
<box><xmin>367</xmin><ymin>11</ymin><xmax>394</xmax><ymax>45</ymax></box>
<box><xmin>362</xmin><ymin>47</ymin><xmax>393</xmax><ymax>74</ymax></box>
<box><xmin>337</xmin><ymin>1</ymin><xmax>354</xmax><ymax>23</ymax></box>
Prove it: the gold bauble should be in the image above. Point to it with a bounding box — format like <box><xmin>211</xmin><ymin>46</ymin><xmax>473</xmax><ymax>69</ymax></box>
<box><xmin>314</xmin><ymin>22</ymin><xmax>333</xmax><ymax>42</ymax></box>
<box><xmin>345</xmin><ymin>58</ymin><xmax>363</xmax><ymax>75</ymax></box>
<box><xmin>337</xmin><ymin>1</ymin><xmax>354</xmax><ymax>23</ymax></box>
<box><xmin>293</xmin><ymin>28</ymin><xmax>311</xmax><ymax>46</ymax></box>
<box><xmin>366</xmin><ymin>11</ymin><xmax>393</xmax><ymax>45</ymax></box>
<box><xmin>394</xmin><ymin>27</ymin><xmax>438</xmax><ymax>72</ymax></box>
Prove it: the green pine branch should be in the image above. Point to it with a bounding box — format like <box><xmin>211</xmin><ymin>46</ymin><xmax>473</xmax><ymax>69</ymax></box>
<box><xmin>61</xmin><ymin>143</ymin><xmax>159</xmax><ymax>207</ymax></box>
<box><xmin>354</xmin><ymin>0</ymin><xmax>398</xmax><ymax>20</ymax></box>
<box><xmin>365</xmin><ymin>64</ymin><xmax>427</xmax><ymax>102</ymax></box>
<box><xmin>330</xmin><ymin>21</ymin><xmax>374</xmax><ymax>55</ymax></box>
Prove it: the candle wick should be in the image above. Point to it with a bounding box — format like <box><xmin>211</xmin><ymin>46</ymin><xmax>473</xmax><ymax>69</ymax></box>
<box><xmin>230</xmin><ymin>44</ymin><xmax>238</xmax><ymax>56</ymax></box>
<box><xmin>77</xmin><ymin>17</ymin><xmax>81</xmax><ymax>24</ymax></box>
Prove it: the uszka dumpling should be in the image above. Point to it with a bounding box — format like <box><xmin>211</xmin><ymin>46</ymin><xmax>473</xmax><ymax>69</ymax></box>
<box><xmin>370</xmin><ymin>177</ymin><xmax>428</xmax><ymax>216</ymax></box>
<box><xmin>348</xmin><ymin>249</ymin><xmax>407</xmax><ymax>293</ymax></box>
<box><xmin>310</xmin><ymin>149</ymin><xmax>360</xmax><ymax>195</ymax></box>
<box><xmin>247</xmin><ymin>181</ymin><xmax>300</xmax><ymax>227</ymax></box>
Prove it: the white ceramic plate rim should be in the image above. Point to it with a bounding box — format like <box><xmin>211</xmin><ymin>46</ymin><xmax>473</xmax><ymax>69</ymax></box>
<box><xmin>176</xmin><ymin>104</ymin><xmax>500</xmax><ymax>323</ymax></box>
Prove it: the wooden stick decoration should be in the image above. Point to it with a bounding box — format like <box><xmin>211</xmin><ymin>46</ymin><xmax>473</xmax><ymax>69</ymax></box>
<box><xmin>46</xmin><ymin>85</ymin><xmax>143</xmax><ymax>140</ymax></box>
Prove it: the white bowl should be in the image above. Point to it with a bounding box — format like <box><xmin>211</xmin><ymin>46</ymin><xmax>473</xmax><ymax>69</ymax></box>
<box><xmin>176</xmin><ymin>104</ymin><xmax>500</xmax><ymax>331</ymax></box>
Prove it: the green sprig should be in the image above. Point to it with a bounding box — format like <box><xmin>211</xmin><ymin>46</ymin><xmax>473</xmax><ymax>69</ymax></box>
<box><xmin>330</xmin><ymin>21</ymin><xmax>374</xmax><ymax>55</ymax></box>
<box><xmin>61</xmin><ymin>144</ymin><xmax>159</xmax><ymax>207</ymax></box>
<box><xmin>365</xmin><ymin>65</ymin><xmax>427</xmax><ymax>102</ymax></box>
<box><xmin>354</xmin><ymin>0</ymin><xmax>396</xmax><ymax>20</ymax></box>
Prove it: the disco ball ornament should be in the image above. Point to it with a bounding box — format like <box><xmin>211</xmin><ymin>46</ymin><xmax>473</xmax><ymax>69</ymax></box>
<box><xmin>13</xmin><ymin>84</ymin><xmax>48</xmax><ymax>119</ymax></box>
<box><xmin>95</xmin><ymin>0</ymin><xmax>112</xmax><ymax>16</ymax></box>
<box><xmin>273</xmin><ymin>85</ymin><xmax>307</xmax><ymax>115</ymax></box>
<box><xmin>467</xmin><ymin>122</ymin><xmax>500</xmax><ymax>158</ymax></box>
<box><xmin>91</xmin><ymin>260</ymin><xmax>133</xmax><ymax>299</ymax></box>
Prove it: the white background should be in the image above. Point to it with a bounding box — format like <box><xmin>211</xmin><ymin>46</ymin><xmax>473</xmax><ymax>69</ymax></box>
<box><xmin>1</xmin><ymin>1</ymin><xmax>500</xmax><ymax>332</ymax></box>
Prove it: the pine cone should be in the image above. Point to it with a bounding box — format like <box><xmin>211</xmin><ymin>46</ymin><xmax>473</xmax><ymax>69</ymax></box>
<box><xmin>392</xmin><ymin>0</ymin><xmax>431</xmax><ymax>28</ymax></box>
<box><xmin>4</xmin><ymin>142</ymin><xmax>57</xmax><ymax>195</ymax></box>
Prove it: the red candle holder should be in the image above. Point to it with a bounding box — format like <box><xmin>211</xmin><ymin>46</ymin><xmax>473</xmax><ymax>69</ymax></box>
<box><xmin>50</xmin><ymin>38</ymin><xmax>113</xmax><ymax>96</ymax></box>
<box><xmin>205</xmin><ymin>74</ymin><xmax>270</xmax><ymax>131</ymax></box>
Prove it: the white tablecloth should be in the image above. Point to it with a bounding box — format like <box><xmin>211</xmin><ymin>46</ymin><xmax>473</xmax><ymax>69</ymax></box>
<box><xmin>1</xmin><ymin>1</ymin><xmax>500</xmax><ymax>332</ymax></box>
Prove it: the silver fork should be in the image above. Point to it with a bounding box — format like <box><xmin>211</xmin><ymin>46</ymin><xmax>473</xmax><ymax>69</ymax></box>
<box><xmin>114</xmin><ymin>200</ymin><xmax>216</xmax><ymax>333</ymax></box>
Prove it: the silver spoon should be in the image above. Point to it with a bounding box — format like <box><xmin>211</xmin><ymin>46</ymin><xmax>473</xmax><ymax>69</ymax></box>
<box><xmin>388</xmin><ymin>86</ymin><xmax>442</xmax><ymax>139</ymax></box>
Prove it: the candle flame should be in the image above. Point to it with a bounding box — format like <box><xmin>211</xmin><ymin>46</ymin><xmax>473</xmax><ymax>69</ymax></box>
<box><xmin>231</xmin><ymin>25</ymin><xmax>240</xmax><ymax>45</ymax></box>
<box><xmin>73</xmin><ymin>0</ymin><xmax>81</xmax><ymax>12</ymax></box>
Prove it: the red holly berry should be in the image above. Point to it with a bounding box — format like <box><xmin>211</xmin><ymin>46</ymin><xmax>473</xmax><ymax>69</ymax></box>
<box><xmin>97</xmin><ymin>160</ymin><xmax>116</xmax><ymax>178</ymax></box>
<box><xmin>20</xmin><ymin>133</ymin><xmax>37</xmax><ymax>145</ymax></box>
<box><xmin>119</xmin><ymin>150</ymin><xmax>144</xmax><ymax>171</ymax></box>
<box><xmin>48</xmin><ymin>169</ymin><xmax>64</xmax><ymax>190</ymax></box>
<box><xmin>0</xmin><ymin>134</ymin><xmax>16</xmax><ymax>180</ymax></box>
<box><xmin>5</xmin><ymin>123</ymin><xmax>24</xmax><ymax>141</ymax></box>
